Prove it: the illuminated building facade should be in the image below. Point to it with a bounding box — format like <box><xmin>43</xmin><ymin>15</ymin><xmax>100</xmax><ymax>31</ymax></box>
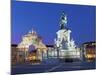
<box><xmin>11</xmin><ymin>44</ymin><xmax>18</xmax><ymax>65</ymax></box>
<box><xmin>11</xmin><ymin>44</ymin><xmax>25</xmax><ymax>64</ymax></box>
<box><xmin>17</xmin><ymin>30</ymin><xmax>47</xmax><ymax>63</ymax></box>
<box><xmin>81</xmin><ymin>42</ymin><xmax>96</xmax><ymax>62</ymax></box>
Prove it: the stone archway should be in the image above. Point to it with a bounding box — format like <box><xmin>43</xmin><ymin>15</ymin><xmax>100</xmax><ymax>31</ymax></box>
<box><xmin>17</xmin><ymin>30</ymin><xmax>47</xmax><ymax>63</ymax></box>
<box><xmin>29</xmin><ymin>44</ymin><xmax>35</xmax><ymax>52</ymax></box>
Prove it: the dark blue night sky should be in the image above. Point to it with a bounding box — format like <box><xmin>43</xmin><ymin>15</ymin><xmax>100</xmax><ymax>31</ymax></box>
<box><xmin>11</xmin><ymin>1</ymin><xmax>96</xmax><ymax>46</ymax></box>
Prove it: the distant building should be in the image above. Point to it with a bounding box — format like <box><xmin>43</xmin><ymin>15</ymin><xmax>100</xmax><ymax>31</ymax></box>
<box><xmin>11</xmin><ymin>44</ymin><xmax>18</xmax><ymax>65</ymax></box>
<box><xmin>81</xmin><ymin>41</ymin><xmax>96</xmax><ymax>62</ymax></box>
<box><xmin>11</xmin><ymin>44</ymin><xmax>26</xmax><ymax>65</ymax></box>
<box><xmin>44</xmin><ymin>45</ymin><xmax>57</xmax><ymax>59</ymax></box>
